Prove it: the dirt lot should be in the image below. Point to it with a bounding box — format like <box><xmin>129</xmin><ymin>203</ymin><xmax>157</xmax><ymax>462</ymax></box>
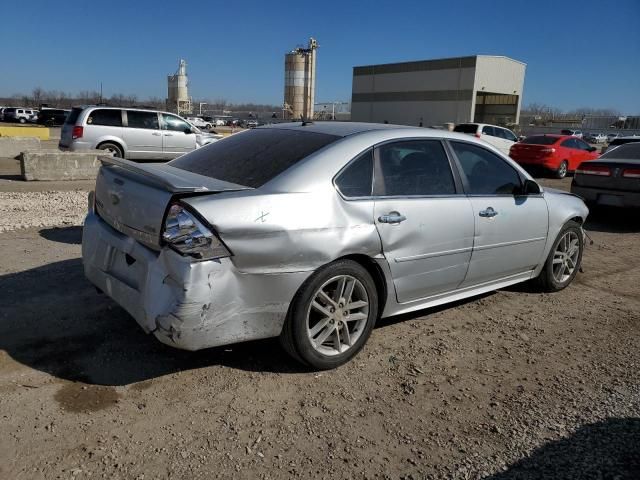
<box><xmin>0</xmin><ymin>177</ymin><xmax>639</xmax><ymax>479</ymax></box>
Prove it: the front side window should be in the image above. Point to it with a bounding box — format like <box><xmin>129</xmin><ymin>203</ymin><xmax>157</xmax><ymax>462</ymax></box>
<box><xmin>375</xmin><ymin>140</ymin><xmax>456</xmax><ymax>196</ymax></box>
<box><xmin>575</xmin><ymin>139</ymin><xmax>591</xmax><ymax>151</ymax></box>
<box><xmin>335</xmin><ymin>149</ymin><xmax>373</xmax><ymax>198</ymax></box>
<box><xmin>87</xmin><ymin>109</ymin><xmax>122</xmax><ymax>127</ymax></box>
<box><xmin>561</xmin><ymin>138</ymin><xmax>578</xmax><ymax>149</ymax></box>
<box><xmin>450</xmin><ymin>141</ymin><xmax>522</xmax><ymax>195</ymax></box>
<box><xmin>162</xmin><ymin>114</ymin><xmax>191</xmax><ymax>132</ymax></box>
<box><xmin>453</xmin><ymin>124</ymin><xmax>479</xmax><ymax>134</ymax></box>
<box><xmin>127</xmin><ymin>111</ymin><xmax>159</xmax><ymax>130</ymax></box>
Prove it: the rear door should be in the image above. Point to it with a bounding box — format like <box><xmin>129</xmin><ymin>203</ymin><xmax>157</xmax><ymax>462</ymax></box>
<box><xmin>373</xmin><ymin>139</ymin><xmax>474</xmax><ymax>303</ymax></box>
<box><xmin>123</xmin><ymin>110</ymin><xmax>163</xmax><ymax>160</ymax></box>
<box><xmin>161</xmin><ymin>113</ymin><xmax>197</xmax><ymax>158</ymax></box>
<box><xmin>448</xmin><ymin>141</ymin><xmax>548</xmax><ymax>286</ymax></box>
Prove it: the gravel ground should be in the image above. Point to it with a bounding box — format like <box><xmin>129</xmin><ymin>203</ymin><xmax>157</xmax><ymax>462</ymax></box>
<box><xmin>0</xmin><ymin>190</ymin><xmax>89</xmax><ymax>232</ymax></box>
<box><xmin>0</xmin><ymin>177</ymin><xmax>638</xmax><ymax>479</ymax></box>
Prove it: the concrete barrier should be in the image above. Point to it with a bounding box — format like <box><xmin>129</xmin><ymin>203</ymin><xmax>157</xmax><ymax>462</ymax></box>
<box><xmin>0</xmin><ymin>126</ymin><xmax>50</xmax><ymax>140</ymax></box>
<box><xmin>0</xmin><ymin>137</ymin><xmax>41</xmax><ymax>159</ymax></box>
<box><xmin>19</xmin><ymin>150</ymin><xmax>112</xmax><ymax>181</ymax></box>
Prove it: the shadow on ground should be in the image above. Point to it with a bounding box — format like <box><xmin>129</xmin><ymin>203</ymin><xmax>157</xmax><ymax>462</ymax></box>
<box><xmin>583</xmin><ymin>206</ymin><xmax>640</xmax><ymax>234</ymax></box>
<box><xmin>486</xmin><ymin>418</ymin><xmax>640</xmax><ymax>479</ymax></box>
<box><xmin>39</xmin><ymin>226</ymin><xmax>82</xmax><ymax>244</ymax></box>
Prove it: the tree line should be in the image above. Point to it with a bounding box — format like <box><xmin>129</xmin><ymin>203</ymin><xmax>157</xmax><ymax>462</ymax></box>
<box><xmin>0</xmin><ymin>88</ymin><xmax>280</xmax><ymax>114</ymax></box>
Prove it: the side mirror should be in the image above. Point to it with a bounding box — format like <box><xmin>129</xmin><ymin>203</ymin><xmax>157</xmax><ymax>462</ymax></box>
<box><xmin>517</xmin><ymin>179</ymin><xmax>541</xmax><ymax>195</ymax></box>
<box><xmin>588</xmin><ymin>146</ymin><xmax>597</xmax><ymax>152</ymax></box>
<box><xmin>184</xmin><ymin>127</ymin><xmax>194</xmax><ymax>134</ymax></box>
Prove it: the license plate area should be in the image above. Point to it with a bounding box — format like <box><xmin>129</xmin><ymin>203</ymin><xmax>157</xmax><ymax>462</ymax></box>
<box><xmin>106</xmin><ymin>246</ymin><xmax>146</xmax><ymax>291</ymax></box>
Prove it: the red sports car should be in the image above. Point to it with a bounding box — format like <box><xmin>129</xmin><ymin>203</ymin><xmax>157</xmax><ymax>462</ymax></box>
<box><xmin>510</xmin><ymin>134</ymin><xmax>599</xmax><ymax>178</ymax></box>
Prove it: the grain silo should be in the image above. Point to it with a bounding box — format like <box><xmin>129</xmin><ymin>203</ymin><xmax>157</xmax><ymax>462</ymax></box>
<box><xmin>284</xmin><ymin>38</ymin><xmax>318</xmax><ymax>120</ymax></box>
<box><xmin>167</xmin><ymin>59</ymin><xmax>192</xmax><ymax>116</ymax></box>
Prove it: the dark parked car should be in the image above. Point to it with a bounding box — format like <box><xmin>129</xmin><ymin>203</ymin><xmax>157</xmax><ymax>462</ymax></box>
<box><xmin>571</xmin><ymin>141</ymin><xmax>640</xmax><ymax>208</ymax></box>
<box><xmin>37</xmin><ymin>109</ymin><xmax>70</xmax><ymax>126</ymax></box>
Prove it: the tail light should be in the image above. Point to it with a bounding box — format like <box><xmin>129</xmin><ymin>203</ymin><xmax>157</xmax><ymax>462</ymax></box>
<box><xmin>540</xmin><ymin>148</ymin><xmax>556</xmax><ymax>155</ymax></box>
<box><xmin>622</xmin><ymin>168</ymin><xmax>640</xmax><ymax>178</ymax></box>
<box><xmin>162</xmin><ymin>203</ymin><xmax>231</xmax><ymax>260</ymax></box>
<box><xmin>474</xmin><ymin>133</ymin><xmax>481</xmax><ymax>138</ymax></box>
<box><xmin>72</xmin><ymin>126</ymin><xmax>83</xmax><ymax>139</ymax></box>
<box><xmin>576</xmin><ymin>165</ymin><xmax>610</xmax><ymax>176</ymax></box>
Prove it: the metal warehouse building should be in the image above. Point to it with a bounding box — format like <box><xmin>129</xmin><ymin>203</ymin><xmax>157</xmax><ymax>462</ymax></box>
<box><xmin>351</xmin><ymin>55</ymin><xmax>525</xmax><ymax>127</ymax></box>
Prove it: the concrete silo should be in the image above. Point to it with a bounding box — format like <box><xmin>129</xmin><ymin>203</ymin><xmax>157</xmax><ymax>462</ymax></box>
<box><xmin>167</xmin><ymin>59</ymin><xmax>192</xmax><ymax>116</ymax></box>
<box><xmin>284</xmin><ymin>38</ymin><xmax>318</xmax><ymax>120</ymax></box>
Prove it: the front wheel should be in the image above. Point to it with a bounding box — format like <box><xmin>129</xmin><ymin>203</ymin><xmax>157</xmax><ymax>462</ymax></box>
<box><xmin>97</xmin><ymin>142</ymin><xmax>123</xmax><ymax>158</ymax></box>
<box><xmin>533</xmin><ymin>220</ymin><xmax>584</xmax><ymax>292</ymax></box>
<box><xmin>280</xmin><ymin>259</ymin><xmax>378</xmax><ymax>369</ymax></box>
<box><xmin>19</xmin><ymin>117</ymin><xmax>26</xmax><ymax>124</ymax></box>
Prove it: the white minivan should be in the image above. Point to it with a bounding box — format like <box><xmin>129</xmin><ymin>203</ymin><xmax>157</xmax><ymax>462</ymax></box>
<box><xmin>59</xmin><ymin>106</ymin><xmax>221</xmax><ymax>160</ymax></box>
<box><xmin>453</xmin><ymin>123</ymin><xmax>518</xmax><ymax>156</ymax></box>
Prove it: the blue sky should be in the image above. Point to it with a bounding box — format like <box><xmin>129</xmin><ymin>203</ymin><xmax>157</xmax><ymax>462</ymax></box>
<box><xmin>1</xmin><ymin>0</ymin><xmax>638</xmax><ymax>112</ymax></box>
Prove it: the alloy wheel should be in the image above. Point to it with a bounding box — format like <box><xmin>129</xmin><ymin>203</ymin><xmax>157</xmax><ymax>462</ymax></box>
<box><xmin>306</xmin><ymin>275</ymin><xmax>369</xmax><ymax>356</ymax></box>
<box><xmin>552</xmin><ymin>230</ymin><xmax>580</xmax><ymax>283</ymax></box>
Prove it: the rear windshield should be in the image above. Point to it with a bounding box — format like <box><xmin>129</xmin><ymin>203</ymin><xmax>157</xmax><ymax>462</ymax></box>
<box><xmin>601</xmin><ymin>142</ymin><xmax>640</xmax><ymax>160</ymax></box>
<box><xmin>65</xmin><ymin>107</ymin><xmax>83</xmax><ymax>125</ymax></box>
<box><xmin>611</xmin><ymin>137</ymin><xmax>640</xmax><ymax>146</ymax></box>
<box><xmin>169</xmin><ymin>128</ymin><xmax>340</xmax><ymax>188</ymax></box>
<box><xmin>522</xmin><ymin>136</ymin><xmax>558</xmax><ymax>145</ymax></box>
<box><xmin>453</xmin><ymin>124</ymin><xmax>478</xmax><ymax>134</ymax></box>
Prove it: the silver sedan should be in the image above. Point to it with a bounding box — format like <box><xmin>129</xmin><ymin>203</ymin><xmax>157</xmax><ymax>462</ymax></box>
<box><xmin>82</xmin><ymin>122</ymin><xmax>588</xmax><ymax>369</ymax></box>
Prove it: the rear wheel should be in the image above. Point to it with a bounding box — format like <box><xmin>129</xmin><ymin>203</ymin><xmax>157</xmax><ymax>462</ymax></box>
<box><xmin>280</xmin><ymin>259</ymin><xmax>378</xmax><ymax>369</ymax></box>
<box><xmin>533</xmin><ymin>220</ymin><xmax>583</xmax><ymax>292</ymax></box>
<box><xmin>97</xmin><ymin>142</ymin><xmax>123</xmax><ymax>158</ymax></box>
<box><xmin>19</xmin><ymin>117</ymin><xmax>26</xmax><ymax>124</ymax></box>
<box><xmin>555</xmin><ymin>160</ymin><xmax>568</xmax><ymax>179</ymax></box>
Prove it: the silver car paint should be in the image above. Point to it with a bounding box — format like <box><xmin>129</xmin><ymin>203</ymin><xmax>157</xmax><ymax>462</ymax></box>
<box><xmin>82</xmin><ymin>123</ymin><xmax>589</xmax><ymax>351</ymax></box>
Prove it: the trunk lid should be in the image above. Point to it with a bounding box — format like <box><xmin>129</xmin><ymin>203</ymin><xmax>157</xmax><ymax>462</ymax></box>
<box><xmin>94</xmin><ymin>157</ymin><xmax>251</xmax><ymax>249</ymax></box>
<box><xmin>510</xmin><ymin>143</ymin><xmax>555</xmax><ymax>161</ymax></box>
<box><xmin>574</xmin><ymin>159</ymin><xmax>640</xmax><ymax>193</ymax></box>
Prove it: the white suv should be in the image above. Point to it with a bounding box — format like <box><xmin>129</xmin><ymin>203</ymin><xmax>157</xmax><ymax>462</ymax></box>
<box><xmin>3</xmin><ymin>107</ymin><xmax>38</xmax><ymax>124</ymax></box>
<box><xmin>186</xmin><ymin>116</ymin><xmax>212</xmax><ymax>129</ymax></box>
<box><xmin>453</xmin><ymin>123</ymin><xmax>518</xmax><ymax>156</ymax></box>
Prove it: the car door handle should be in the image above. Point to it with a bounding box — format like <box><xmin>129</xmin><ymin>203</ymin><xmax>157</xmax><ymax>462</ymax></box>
<box><xmin>152</xmin><ymin>132</ymin><xmax>161</xmax><ymax>136</ymax></box>
<box><xmin>479</xmin><ymin>207</ymin><xmax>498</xmax><ymax>218</ymax></box>
<box><xmin>164</xmin><ymin>133</ymin><xmax>173</xmax><ymax>137</ymax></box>
<box><xmin>378</xmin><ymin>212</ymin><xmax>406</xmax><ymax>224</ymax></box>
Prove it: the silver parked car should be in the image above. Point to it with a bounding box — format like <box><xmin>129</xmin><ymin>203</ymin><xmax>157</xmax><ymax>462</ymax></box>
<box><xmin>82</xmin><ymin>122</ymin><xmax>588</xmax><ymax>369</ymax></box>
<box><xmin>60</xmin><ymin>106</ymin><xmax>220</xmax><ymax>160</ymax></box>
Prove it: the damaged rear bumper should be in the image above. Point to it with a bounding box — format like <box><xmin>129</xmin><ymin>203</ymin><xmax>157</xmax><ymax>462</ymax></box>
<box><xmin>82</xmin><ymin>212</ymin><xmax>311</xmax><ymax>350</ymax></box>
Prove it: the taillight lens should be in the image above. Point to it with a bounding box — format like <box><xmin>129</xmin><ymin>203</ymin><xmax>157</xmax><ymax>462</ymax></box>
<box><xmin>162</xmin><ymin>203</ymin><xmax>231</xmax><ymax>260</ymax></box>
<box><xmin>540</xmin><ymin>148</ymin><xmax>556</xmax><ymax>155</ymax></box>
<box><xmin>576</xmin><ymin>165</ymin><xmax>610</xmax><ymax>176</ymax></box>
<box><xmin>72</xmin><ymin>126</ymin><xmax>83</xmax><ymax>139</ymax></box>
<box><xmin>474</xmin><ymin>133</ymin><xmax>481</xmax><ymax>138</ymax></box>
<box><xmin>622</xmin><ymin>168</ymin><xmax>640</xmax><ymax>178</ymax></box>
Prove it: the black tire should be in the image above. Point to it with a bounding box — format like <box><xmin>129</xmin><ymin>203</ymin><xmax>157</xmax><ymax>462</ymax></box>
<box><xmin>533</xmin><ymin>220</ymin><xmax>583</xmax><ymax>292</ymax></box>
<box><xmin>280</xmin><ymin>259</ymin><xmax>379</xmax><ymax>370</ymax></box>
<box><xmin>555</xmin><ymin>160</ymin><xmax>569</xmax><ymax>179</ymax></box>
<box><xmin>97</xmin><ymin>142</ymin><xmax>123</xmax><ymax>158</ymax></box>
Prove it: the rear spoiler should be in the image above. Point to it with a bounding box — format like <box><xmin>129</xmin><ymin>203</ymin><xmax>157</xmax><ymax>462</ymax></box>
<box><xmin>98</xmin><ymin>156</ymin><xmax>249</xmax><ymax>194</ymax></box>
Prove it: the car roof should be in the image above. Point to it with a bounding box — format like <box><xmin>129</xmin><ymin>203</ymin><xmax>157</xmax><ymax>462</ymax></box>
<box><xmin>260</xmin><ymin>121</ymin><xmax>416</xmax><ymax>138</ymax></box>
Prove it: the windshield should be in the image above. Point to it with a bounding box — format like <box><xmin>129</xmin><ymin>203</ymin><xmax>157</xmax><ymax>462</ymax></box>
<box><xmin>169</xmin><ymin>128</ymin><xmax>340</xmax><ymax>188</ymax></box>
<box><xmin>601</xmin><ymin>142</ymin><xmax>640</xmax><ymax>160</ymax></box>
<box><xmin>65</xmin><ymin>107</ymin><xmax>83</xmax><ymax>125</ymax></box>
<box><xmin>522</xmin><ymin>136</ymin><xmax>558</xmax><ymax>145</ymax></box>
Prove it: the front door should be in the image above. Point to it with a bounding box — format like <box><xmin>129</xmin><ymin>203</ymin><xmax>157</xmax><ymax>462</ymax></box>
<box><xmin>373</xmin><ymin>139</ymin><xmax>475</xmax><ymax>303</ymax></box>
<box><xmin>448</xmin><ymin>141</ymin><xmax>549</xmax><ymax>286</ymax></box>
<box><xmin>161</xmin><ymin>113</ymin><xmax>197</xmax><ymax>158</ymax></box>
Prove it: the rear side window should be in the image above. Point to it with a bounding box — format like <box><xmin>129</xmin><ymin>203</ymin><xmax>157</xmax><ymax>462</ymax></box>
<box><xmin>162</xmin><ymin>113</ymin><xmax>191</xmax><ymax>132</ymax></box>
<box><xmin>561</xmin><ymin>138</ymin><xmax>578</xmax><ymax>148</ymax></box>
<box><xmin>335</xmin><ymin>149</ymin><xmax>373</xmax><ymax>198</ymax></box>
<box><xmin>65</xmin><ymin>108</ymin><xmax>83</xmax><ymax>125</ymax></box>
<box><xmin>169</xmin><ymin>128</ymin><xmax>340</xmax><ymax>188</ymax></box>
<box><xmin>451</xmin><ymin>141</ymin><xmax>521</xmax><ymax>195</ymax></box>
<box><xmin>375</xmin><ymin>140</ymin><xmax>456</xmax><ymax>196</ymax></box>
<box><xmin>127</xmin><ymin>111</ymin><xmax>159</xmax><ymax>130</ymax></box>
<box><xmin>87</xmin><ymin>109</ymin><xmax>122</xmax><ymax>127</ymax></box>
<box><xmin>482</xmin><ymin>125</ymin><xmax>496</xmax><ymax>136</ymax></box>
<box><xmin>522</xmin><ymin>136</ymin><xmax>558</xmax><ymax>145</ymax></box>
<box><xmin>454</xmin><ymin>124</ymin><xmax>478</xmax><ymax>134</ymax></box>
